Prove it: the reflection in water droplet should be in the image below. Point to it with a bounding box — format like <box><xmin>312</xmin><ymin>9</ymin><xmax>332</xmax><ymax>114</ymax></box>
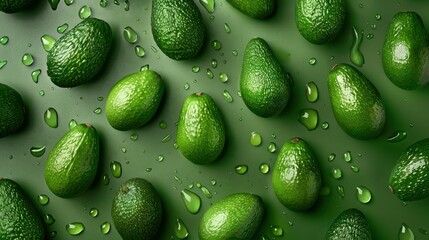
<box><xmin>89</xmin><ymin>208</ymin><xmax>98</xmax><ymax>218</ymax></box>
<box><xmin>308</xmin><ymin>57</ymin><xmax>317</xmax><ymax>65</ymax></box>
<box><xmin>321</xmin><ymin>121</ymin><xmax>329</xmax><ymax>130</ymax></box>
<box><xmin>206</xmin><ymin>69</ymin><xmax>214</xmax><ymax>79</ymax></box>
<box><xmin>351</xmin><ymin>165</ymin><xmax>360</xmax><ymax>173</ymax></box>
<box><xmin>211</xmin><ymin>40</ymin><xmax>222</xmax><ymax>50</ymax></box>
<box><xmin>0</xmin><ymin>60</ymin><xmax>6</xmax><ymax>69</ymax></box>
<box><xmin>344</xmin><ymin>151</ymin><xmax>352</xmax><ymax>162</ymax></box>
<box><xmin>211</xmin><ymin>59</ymin><xmax>218</xmax><ymax>68</ymax></box>
<box><xmin>224</xmin><ymin>23</ymin><xmax>231</xmax><ymax>33</ymax></box>
<box><xmin>337</xmin><ymin>185</ymin><xmax>345</xmax><ymax>199</ymax></box>
<box><xmin>0</xmin><ymin>36</ymin><xmax>9</xmax><ymax>45</ymax></box>
<box><xmin>123</xmin><ymin>26</ymin><xmax>138</xmax><ymax>43</ymax></box>
<box><xmin>271</xmin><ymin>226</ymin><xmax>283</xmax><ymax>236</ymax></box>
<box><xmin>135</xmin><ymin>45</ymin><xmax>146</xmax><ymax>58</ymax></box>
<box><xmin>69</xmin><ymin>119</ymin><xmax>78</xmax><ymax>129</ymax></box>
<box><xmin>267</xmin><ymin>142</ymin><xmax>276</xmax><ymax>153</ymax></box>
<box><xmin>219</xmin><ymin>73</ymin><xmax>228</xmax><ymax>83</ymax></box>
<box><xmin>48</xmin><ymin>0</ymin><xmax>60</xmax><ymax>10</ymax></box>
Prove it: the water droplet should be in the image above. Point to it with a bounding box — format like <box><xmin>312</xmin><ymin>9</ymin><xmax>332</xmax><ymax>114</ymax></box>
<box><xmin>297</xmin><ymin>108</ymin><xmax>318</xmax><ymax>130</ymax></box>
<box><xmin>69</xmin><ymin>119</ymin><xmax>78</xmax><ymax>129</ymax></box>
<box><xmin>123</xmin><ymin>26</ymin><xmax>138</xmax><ymax>43</ymax></box>
<box><xmin>259</xmin><ymin>163</ymin><xmax>270</xmax><ymax>174</ymax></box>
<box><xmin>351</xmin><ymin>165</ymin><xmax>360</xmax><ymax>173</ymax></box>
<box><xmin>321</xmin><ymin>121</ymin><xmax>329</xmax><ymax>130</ymax></box>
<box><xmin>358</xmin><ymin>3</ymin><xmax>363</xmax><ymax>8</ymax></box>
<box><xmin>209</xmin><ymin>15</ymin><xmax>215</xmax><ymax>20</ymax></box>
<box><xmin>271</xmin><ymin>226</ymin><xmax>283</xmax><ymax>236</ymax></box>
<box><xmin>157</xmin><ymin>155</ymin><xmax>164</xmax><ymax>162</ymax></box>
<box><xmin>145</xmin><ymin>168</ymin><xmax>152</xmax><ymax>172</ymax></box>
<box><xmin>78</xmin><ymin>5</ymin><xmax>92</xmax><ymax>19</ymax></box>
<box><xmin>89</xmin><ymin>208</ymin><xmax>98</xmax><ymax>217</ymax></box>
<box><xmin>101</xmin><ymin>222</ymin><xmax>111</xmax><ymax>235</ymax></box>
<box><xmin>211</xmin><ymin>40</ymin><xmax>222</xmax><ymax>50</ymax></box>
<box><xmin>320</xmin><ymin>186</ymin><xmax>331</xmax><ymax>196</ymax></box>
<box><xmin>97</xmin><ymin>96</ymin><xmax>104</xmax><ymax>102</ymax></box>
<box><xmin>211</xmin><ymin>180</ymin><xmax>217</xmax><ymax>186</ymax></box>
<box><xmin>305</xmin><ymin>81</ymin><xmax>318</xmax><ymax>102</ymax></box>
<box><xmin>30</xmin><ymin>146</ymin><xmax>46</xmax><ymax>157</ymax></box>
<box><xmin>328</xmin><ymin>153</ymin><xmax>336</xmax><ymax>162</ymax></box>
<box><xmin>201</xmin><ymin>186</ymin><xmax>213</xmax><ymax>198</ymax></box>
<box><xmin>192</xmin><ymin>66</ymin><xmax>200</xmax><ymax>73</ymax></box>
<box><xmin>159</xmin><ymin>120</ymin><xmax>167</xmax><ymax>129</ymax></box>
<box><xmin>0</xmin><ymin>36</ymin><xmax>9</xmax><ymax>45</ymax></box>
<box><xmin>267</xmin><ymin>142</ymin><xmax>276</xmax><ymax>153</ymax></box>
<box><xmin>418</xmin><ymin>228</ymin><xmax>428</xmax><ymax>235</ymax></box>
<box><xmin>38</xmin><ymin>194</ymin><xmax>49</xmax><ymax>206</ymax></box>
<box><xmin>39</xmin><ymin>90</ymin><xmax>45</xmax><ymax>96</ymax></box>
<box><xmin>332</xmin><ymin>168</ymin><xmax>342</xmax><ymax>179</ymax></box>
<box><xmin>151</xmin><ymin>45</ymin><xmax>158</xmax><ymax>53</ymax></box>
<box><xmin>99</xmin><ymin>0</ymin><xmax>107</xmax><ymax>7</ymax></box>
<box><xmin>44</xmin><ymin>107</ymin><xmax>58</xmax><ymax>128</ymax></box>
<box><xmin>370</xmin><ymin>24</ymin><xmax>376</xmax><ymax>30</ymax></box>
<box><xmin>31</xmin><ymin>69</ymin><xmax>42</xmax><ymax>83</ymax></box>
<box><xmin>162</xmin><ymin>134</ymin><xmax>172</xmax><ymax>143</ymax></box>
<box><xmin>184</xmin><ymin>83</ymin><xmax>190</xmax><ymax>90</ymax></box>
<box><xmin>93</xmin><ymin>107</ymin><xmax>102</xmax><ymax>114</ymax></box>
<box><xmin>102</xmin><ymin>174</ymin><xmax>110</xmax><ymax>185</ymax></box>
<box><xmin>57</xmin><ymin>23</ymin><xmax>69</xmax><ymax>34</ymax></box>
<box><xmin>344</xmin><ymin>151</ymin><xmax>352</xmax><ymax>162</ymax></box>
<box><xmin>223</xmin><ymin>90</ymin><xmax>233</xmax><ymax>103</ymax></box>
<box><xmin>199</xmin><ymin>0</ymin><xmax>214</xmax><ymax>13</ymax></box>
<box><xmin>337</xmin><ymin>185</ymin><xmax>345</xmax><ymax>199</ymax></box>
<box><xmin>66</xmin><ymin>222</ymin><xmax>85</xmax><ymax>236</ymax></box>
<box><xmin>350</xmin><ymin>26</ymin><xmax>365</xmax><ymax>67</ymax></box>
<box><xmin>114</xmin><ymin>0</ymin><xmax>119</xmax><ymax>5</ymax></box>
<box><xmin>399</xmin><ymin>223</ymin><xmax>415</xmax><ymax>240</ymax></box>
<box><xmin>224</xmin><ymin>23</ymin><xmax>231</xmax><ymax>33</ymax></box>
<box><xmin>0</xmin><ymin>60</ymin><xmax>6</xmax><ymax>69</ymax></box>
<box><xmin>180</xmin><ymin>189</ymin><xmax>201</xmax><ymax>214</ymax></box>
<box><xmin>308</xmin><ymin>57</ymin><xmax>317</xmax><ymax>65</ymax></box>
<box><xmin>140</xmin><ymin>64</ymin><xmax>149</xmax><ymax>71</ymax></box>
<box><xmin>219</xmin><ymin>72</ymin><xmax>228</xmax><ymax>83</ymax></box>
<box><xmin>206</xmin><ymin>69</ymin><xmax>214</xmax><ymax>79</ymax></box>
<box><xmin>387</xmin><ymin>130</ymin><xmax>407</xmax><ymax>143</ymax></box>
<box><xmin>110</xmin><ymin>161</ymin><xmax>122</xmax><ymax>178</ymax></box>
<box><xmin>124</xmin><ymin>0</ymin><xmax>130</xmax><ymax>11</ymax></box>
<box><xmin>48</xmin><ymin>0</ymin><xmax>60</xmax><ymax>10</ymax></box>
<box><xmin>232</xmin><ymin>50</ymin><xmax>238</xmax><ymax>56</ymax></box>
<box><xmin>356</xmin><ymin>186</ymin><xmax>372</xmax><ymax>203</ymax></box>
<box><xmin>22</xmin><ymin>53</ymin><xmax>34</xmax><ymax>66</ymax></box>
<box><xmin>375</xmin><ymin>14</ymin><xmax>381</xmax><ymax>20</ymax></box>
<box><xmin>174</xmin><ymin>176</ymin><xmax>182</xmax><ymax>184</ymax></box>
<box><xmin>130</xmin><ymin>133</ymin><xmax>138</xmax><ymax>141</ymax></box>
<box><xmin>235</xmin><ymin>165</ymin><xmax>248</xmax><ymax>175</ymax></box>
<box><xmin>211</xmin><ymin>59</ymin><xmax>218</xmax><ymax>68</ymax></box>
<box><xmin>250</xmin><ymin>132</ymin><xmax>262</xmax><ymax>146</ymax></box>
<box><xmin>366</xmin><ymin>33</ymin><xmax>374</xmax><ymax>39</ymax></box>
<box><xmin>44</xmin><ymin>213</ymin><xmax>55</xmax><ymax>225</ymax></box>
<box><xmin>175</xmin><ymin>218</ymin><xmax>189</xmax><ymax>239</ymax></box>
<box><xmin>134</xmin><ymin>45</ymin><xmax>146</xmax><ymax>58</ymax></box>
<box><xmin>41</xmin><ymin>35</ymin><xmax>56</xmax><ymax>52</ymax></box>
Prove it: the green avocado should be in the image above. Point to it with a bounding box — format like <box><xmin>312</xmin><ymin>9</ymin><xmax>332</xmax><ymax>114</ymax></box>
<box><xmin>326</xmin><ymin>208</ymin><xmax>373</xmax><ymax>240</ymax></box>
<box><xmin>226</xmin><ymin>0</ymin><xmax>275</xmax><ymax>19</ymax></box>
<box><xmin>0</xmin><ymin>83</ymin><xmax>25</xmax><ymax>138</ymax></box>
<box><xmin>0</xmin><ymin>0</ymin><xmax>35</xmax><ymax>13</ymax></box>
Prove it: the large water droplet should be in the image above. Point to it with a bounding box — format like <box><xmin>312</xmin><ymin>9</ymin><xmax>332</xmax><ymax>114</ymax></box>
<box><xmin>235</xmin><ymin>165</ymin><xmax>248</xmax><ymax>175</ymax></box>
<box><xmin>41</xmin><ymin>35</ymin><xmax>56</xmax><ymax>52</ymax></box>
<box><xmin>69</xmin><ymin>119</ymin><xmax>78</xmax><ymax>129</ymax></box>
<box><xmin>38</xmin><ymin>194</ymin><xmax>49</xmax><ymax>206</ymax></box>
<box><xmin>175</xmin><ymin>218</ymin><xmax>189</xmax><ymax>239</ymax></box>
<box><xmin>305</xmin><ymin>81</ymin><xmax>319</xmax><ymax>103</ymax></box>
<box><xmin>356</xmin><ymin>186</ymin><xmax>372</xmax><ymax>203</ymax></box>
<box><xmin>350</xmin><ymin>26</ymin><xmax>365</xmax><ymax>67</ymax></box>
<box><xmin>44</xmin><ymin>213</ymin><xmax>55</xmax><ymax>225</ymax></box>
<box><xmin>267</xmin><ymin>142</ymin><xmax>276</xmax><ymax>153</ymax></box>
<box><xmin>31</xmin><ymin>69</ymin><xmax>42</xmax><ymax>83</ymax></box>
<box><xmin>65</xmin><ymin>0</ymin><xmax>74</xmax><ymax>5</ymax></box>
<box><xmin>110</xmin><ymin>161</ymin><xmax>122</xmax><ymax>178</ymax></box>
<box><xmin>0</xmin><ymin>36</ymin><xmax>9</xmax><ymax>45</ymax></box>
<box><xmin>44</xmin><ymin>107</ymin><xmax>58</xmax><ymax>128</ymax></box>
<box><xmin>30</xmin><ymin>146</ymin><xmax>46</xmax><ymax>157</ymax></box>
<box><xmin>123</xmin><ymin>26</ymin><xmax>138</xmax><ymax>43</ymax></box>
<box><xmin>259</xmin><ymin>163</ymin><xmax>270</xmax><ymax>174</ymax></box>
<box><xmin>180</xmin><ymin>189</ymin><xmax>201</xmax><ymax>214</ymax></box>
<box><xmin>250</xmin><ymin>132</ymin><xmax>262</xmax><ymax>146</ymax></box>
<box><xmin>344</xmin><ymin>151</ymin><xmax>352</xmax><ymax>162</ymax></box>
<box><xmin>101</xmin><ymin>222</ymin><xmax>111</xmax><ymax>235</ymax></box>
<box><xmin>199</xmin><ymin>0</ymin><xmax>214</xmax><ymax>13</ymax></box>
<box><xmin>332</xmin><ymin>168</ymin><xmax>342</xmax><ymax>179</ymax></box>
<box><xmin>78</xmin><ymin>5</ymin><xmax>92</xmax><ymax>19</ymax></box>
<box><xmin>22</xmin><ymin>53</ymin><xmax>34</xmax><ymax>66</ymax></box>
<box><xmin>135</xmin><ymin>45</ymin><xmax>145</xmax><ymax>58</ymax></box>
<box><xmin>298</xmin><ymin>108</ymin><xmax>318</xmax><ymax>130</ymax></box>
<box><xmin>399</xmin><ymin>223</ymin><xmax>415</xmax><ymax>240</ymax></box>
<box><xmin>66</xmin><ymin>222</ymin><xmax>85</xmax><ymax>236</ymax></box>
<box><xmin>57</xmin><ymin>23</ymin><xmax>69</xmax><ymax>34</ymax></box>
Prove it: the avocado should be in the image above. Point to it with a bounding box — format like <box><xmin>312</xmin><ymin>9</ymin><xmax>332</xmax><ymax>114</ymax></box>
<box><xmin>199</xmin><ymin>193</ymin><xmax>264</xmax><ymax>240</ymax></box>
<box><xmin>240</xmin><ymin>37</ymin><xmax>291</xmax><ymax>118</ymax></box>
<box><xmin>272</xmin><ymin>137</ymin><xmax>322</xmax><ymax>211</ymax></box>
<box><xmin>389</xmin><ymin>138</ymin><xmax>429</xmax><ymax>201</ymax></box>
<box><xmin>382</xmin><ymin>11</ymin><xmax>429</xmax><ymax>90</ymax></box>
<box><xmin>0</xmin><ymin>0</ymin><xmax>35</xmax><ymax>13</ymax></box>
<box><xmin>105</xmin><ymin>70</ymin><xmax>164</xmax><ymax>131</ymax></box>
<box><xmin>44</xmin><ymin>124</ymin><xmax>99</xmax><ymax>198</ymax></box>
<box><xmin>151</xmin><ymin>0</ymin><xmax>206</xmax><ymax>60</ymax></box>
<box><xmin>176</xmin><ymin>92</ymin><xmax>225</xmax><ymax>164</ymax></box>
<box><xmin>326</xmin><ymin>208</ymin><xmax>373</xmax><ymax>240</ymax></box>
<box><xmin>226</xmin><ymin>0</ymin><xmax>275</xmax><ymax>19</ymax></box>
<box><xmin>295</xmin><ymin>0</ymin><xmax>346</xmax><ymax>44</ymax></box>
<box><xmin>111</xmin><ymin>178</ymin><xmax>163</xmax><ymax>240</ymax></box>
<box><xmin>0</xmin><ymin>83</ymin><xmax>25</xmax><ymax>138</ymax></box>
<box><xmin>47</xmin><ymin>17</ymin><xmax>112</xmax><ymax>87</ymax></box>
<box><xmin>0</xmin><ymin>178</ymin><xmax>45</xmax><ymax>240</ymax></box>
<box><xmin>327</xmin><ymin>63</ymin><xmax>386</xmax><ymax>140</ymax></box>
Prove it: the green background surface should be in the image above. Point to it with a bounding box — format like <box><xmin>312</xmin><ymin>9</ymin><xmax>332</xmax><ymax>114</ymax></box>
<box><xmin>1</xmin><ymin>0</ymin><xmax>429</xmax><ymax>239</ymax></box>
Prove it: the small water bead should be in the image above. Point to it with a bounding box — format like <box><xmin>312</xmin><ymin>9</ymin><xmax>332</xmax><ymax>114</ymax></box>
<box><xmin>271</xmin><ymin>226</ymin><xmax>283</xmax><ymax>236</ymax></box>
<box><xmin>351</xmin><ymin>165</ymin><xmax>360</xmax><ymax>173</ymax></box>
<box><xmin>97</xmin><ymin>96</ymin><xmax>104</xmax><ymax>101</ymax></box>
<box><xmin>145</xmin><ymin>168</ymin><xmax>152</xmax><ymax>172</ymax></box>
<box><xmin>38</xmin><ymin>194</ymin><xmax>49</xmax><ymax>206</ymax></box>
<box><xmin>57</xmin><ymin>23</ymin><xmax>69</xmax><ymax>34</ymax></box>
<box><xmin>211</xmin><ymin>59</ymin><xmax>218</xmax><ymax>68</ymax></box>
<box><xmin>184</xmin><ymin>83</ymin><xmax>190</xmax><ymax>90</ymax></box>
<box><xmin>332</xmin><ymin>168</ymin><xmax>342</xmax><ymax>179</ymax></box>
<box><xmin>122</xmin><ymin>28</ymin><xmax>138</xmax><ymax>44</ymax></box>
<box><xmin>151</xmin><ymin>46</ymin><xmax>158</xmax><ymax>53</ymax></box>
<box><xmin>124</xmin><ymin>0</ymin><xmax>130</xmax><ymax>11</ymax></box>
<box><xmin>192</xmin><ymin>66</ymin><xmax>200</xmax><ymax>73</ymax></box>
<box><xmin>180</xmin><ymin>189</ymin><xmax>201</xmax><ymax>214</ymax></box>
<box><xmin>102</xmin><ymin>174</ymin><xmax>110</xmax><ymax>185</ymax></box>
<box><xmin>250</xmin><ymin>132</ymin><xmax>262</xmax><ymax>146</ymax></box>
<box><xmin>22</xmin><ymin>53</ymin><xmax>34</xmax><ymax>66</ymax></box>
<box><xmin>175</xmin><ymin>218</ymin><xmax>189</xmax><ymax>239</ymax></box>
<box><xmin>337</xmin><ymin>185</ymin><xmax>345</xmax><ymax>199</ymax></box>
<box><xmin>41</xmin><ymin>35</ymin><xmax>56</xmax><ymax>52</ymax></box>
<box><xmin>399</xmin><ymin>223</ymin><xmax>415</xmax><ymax>240</ymax></box>
<box><xmin>235</xmin><ymin>165</ymin><xmax>248</xmax><ymax>175</ymax></box>
<box><xmin>114</xmin><ymin>0</ymin><xmax>119</xmax><ymax>5</ymax></box>
<box><xmin>199</xmin><ymin>0</ymin><xmax>215</xmax><ymax>13</ymax></box>
<box><xmin>211</xmin><ymin>40</ymin><xmax>222</xmax><ymax>50</ymax></box>
<box><xmin>110</xmin><ymin>161</ymin><xmax>122</xmax><ymax>178</ymax></box>
<box><xmin>209</xmin><ymin>15</ymin><xmax>215</xmax><ymax>21</ymax></box>
<box><xmin>366</xmin><ymin>34</ymin><xmax>374</xmax><ymax>40</ymax></box>
<box><xmin>321</xmin><ymin>122</ymin><xmax>329</xmax><ymax>130</ymax></box>
<box><xmin>305</xmin><ymin>81</ymin><xmax>319</xmax><ymax>103</ymax></box>
<box><xmin>201</xmin><ymin>186</ymin><xmax>213</xmax><ymax>198</ymax></box>
<box><xmin>30</xmin><ymin>146</ymin><xmax>46</xmax><ymax>157</ymax></box>
<box><xmin>66</xmin><ymin>222</ymin><xmax>85</xmax><ymax>236</ymax></box>
<box><xmin>159</xmin><ymin>120</ymin><xmax>167</xmax><ymax>129</ymax></box>
<box><xmin>224</xmin><ymin>23</ymin><xmax>231</xmax><ymax>33</ymax></box>
<box><xmin>232</xmin><ymin>50</ymin><xmax>238</xmax><ymax>56</ymax></box>
<box><xmin>267</xmin><ymin>142</ymin><xmax>276</xmax><ymax>153</ymax></box>
<box><xmin>206</xmin><ymin>69</ymin><xmax>214</xmax><ymax>79</ymax></box>
<box><xmin>370</xmin><ymin>23</ymin><xmax>377</xmax><ymax>30</ymax></box>
<box><xmin>375</xmin><ymin>14</ymin><xmax>381</xmax><ymax>20</ymax></box>
<box><xmin>0</xmin><ymin>60</ymin><xmax>6</xmax><ymax>69</ymax></box>
<box><xmin>356</xmin><ymin>186</ymin><xmax>372</xmax><ymax>204</ymax></box>
<box><xmin>140</xmin><ymin>64</ymin><xmax>150</xmax><ymax>71</ymax></box>
<box><xmin>31</xmin><ymin>69</ymin><xmax>42</xmax><ymax>83</ymax></box>
<box><xmin>44</xmin><ymin>107</ymin><xmax>58</xmax><ymax>128</ymax></box>
<box><xmin>259</xmin><ymin>163</ymin><xmax>270</xmax><ymax>174</ymax></box>
<box><xmin>219</xmin><ymin>72</ymin><xmax>228</xmax><ymax>83</ymax></box>
<box><xmin>130</xmin><ymin>133</ymin><xmax>138</xmax><ymax>141</ymax></box>
<box><xmin>99</xmin><ymin>0</ymin><xmax>107</xmax><ymax>7</ymax></box>
<box><xmin>69</xmin><ymin>119</ymin><xmax>78</xmax><ymax>129</ymax></box>
<box><xmin>308</xmin><ymin>57</ymin><xmax>317</xmax><ymax>65</ymax></box>
<box><xmin>78</xmin><ymin>5</ymin><xmax>92</xmax><ymax>19</ymax></box>
<box><xmin>157</xmin><ymin>155</ymin><xmax>164</xmax><ymax>162</ymax></box>
<box><xmin>93</xmin><ymin>107</ymin><xmax>102</xmax><ymax>114</ymax></box>
<box><xmin>39</xmin><ymin>90</ymin><xmax>45</xmax><ymax>96</ymax></box>
<box><xmin>174</xmin><ymin>176</ymin><xmax>182</xmax><ymax>184</ymax></box>
<box><xmin>387</xmin><ymin>130</ymin><xmax>407</xmax><ymax>143</ymax></box>
<box><xmin>48</xmin><ymin>0</ymin><xmax>60</xmax><ymax>10</ymax></box>
<box><xmin>89</xmin><ymin>208</ymin><xmax>99</xmax><ymax>217</ymax></box>
<box><xmin>44</xmin><ymin>213</ymin><xmax>55</xmax><ymax>225</ymax></box>
<box><xmin>135</xmin><ymin>45</ymin><xmax>146</xmax><ymax>58</ymax></box>
<box><xmin>101</xmin><ymin>222</ymin><xmax>111</xmax><ymax>235</ymax></box>
<box><xmin>297</xmin><ymin>108</ymin><xmax>318</xmax><ymax>130</ymax></box>
<box><xmin>211</xmin><ymin>180</ymin><xmax>217</xmax><ymax>186</ymax></box>
<box><xmin>344</xmin><ymin>151</ymin><xmax>352</xmax><ymax>162</ymax></box>
<box><xmin>0</xmin><ymin>36</ymin><xmax>9</xmax><ymax>45</ymax></box>
<box><xmin>223</xmin><ymin>90</ymin><xmax>233</xmax><ymax>103</ymax></box>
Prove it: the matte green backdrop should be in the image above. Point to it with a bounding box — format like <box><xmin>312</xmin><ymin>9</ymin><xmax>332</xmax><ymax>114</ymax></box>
<box><xmin>1</xmin><ymin>0</ymin><xmax>429</xmax><ymax>239</ymax></box>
